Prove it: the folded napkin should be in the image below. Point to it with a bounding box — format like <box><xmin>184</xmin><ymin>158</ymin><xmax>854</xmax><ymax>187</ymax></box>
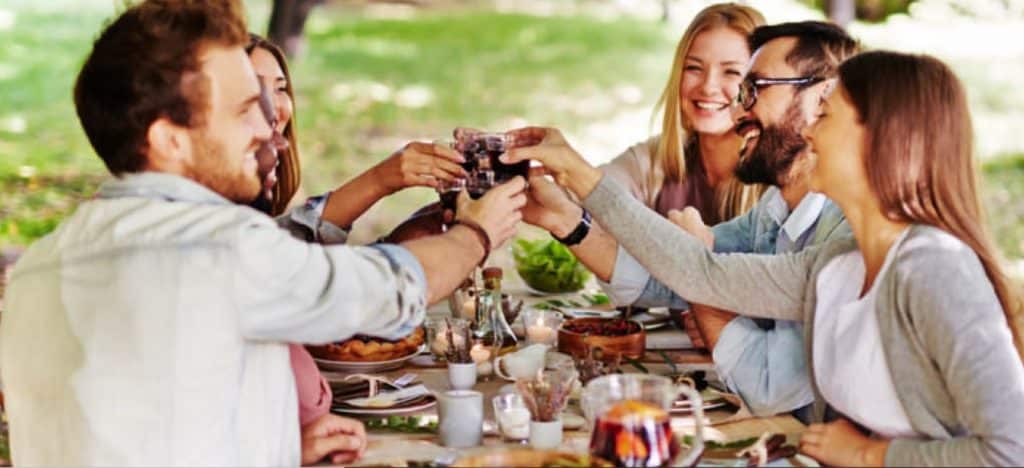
<box><xmin>331</xmin><ymin>378</ymin><xmax>398</xmax><ymax>402</ymax></box>
<box><xmin>342</xmin><ymin>384</ymin><xmax>431</xmax><ymax>408</ymax></box>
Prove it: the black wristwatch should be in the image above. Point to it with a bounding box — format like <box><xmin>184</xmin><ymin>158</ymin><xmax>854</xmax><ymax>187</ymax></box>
<box><xmin>552</xmin><ymin>209</ymin><xmax>592</xmax><ymax>246</ymax></box>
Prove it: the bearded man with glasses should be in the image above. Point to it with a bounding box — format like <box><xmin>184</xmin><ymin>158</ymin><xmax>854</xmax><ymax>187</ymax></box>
<box><xmin>648</xmin><ymin>21</ymin><xmax>859</xmax><ymax>422</ymax></box>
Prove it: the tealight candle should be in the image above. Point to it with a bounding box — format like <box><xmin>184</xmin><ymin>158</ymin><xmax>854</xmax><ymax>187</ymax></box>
<box><xmin>526</xmin><ymin>317</ymin><xmax>556</xmax><ymax>345</ymax></box>
<box><xmin>497</xmin><ymin>407</ymin><xmax>531</xmax><ymax>439</ymax></box>
<box><xmin>493</xmin><ymin>393</ymin><xmax>531</xmax><ymax>442</ymax></box>
<box><xmin>477</xmin><ymin>361</ymin><xmax>493</xmax><ymax>376</ymax></box>
<box><xmin>470</xmin><ymin>343</ymin><xmax>491</xmax><ymax>364</ymax></box>
<box><xmin>470</xmin><ymin>343</ymin><xmax>493</xmax><ymax>376</ymax></box>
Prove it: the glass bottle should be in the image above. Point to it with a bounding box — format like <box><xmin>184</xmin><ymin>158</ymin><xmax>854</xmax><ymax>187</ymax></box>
<box><xmin>474</xmin><ymin>267</ymin><xmax>518</xmax><ymax>351</ymax></box>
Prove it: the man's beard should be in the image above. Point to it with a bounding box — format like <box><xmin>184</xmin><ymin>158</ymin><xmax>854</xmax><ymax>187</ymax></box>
<box><xmin>187</xmin><ymin>129</ymin><xmax>262</xmax><ymax>204</ymax></box>
<box><xmin>734</xmin><ymin>104</ymin><xmax>807</xmax><ymax>187</ymax></box>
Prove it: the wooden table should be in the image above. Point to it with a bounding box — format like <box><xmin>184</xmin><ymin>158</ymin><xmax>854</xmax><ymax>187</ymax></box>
<box><xmin>425</xmin><ymin>284</ymin><xmax>716</xmax><ymax>369</ymax></box>
<box><xmin>329</xmin><ymin>367</ymin><xmax>805</xmax><ymax>467</ymax></box>
<box><xmin>337</xmin><ymin>285</ymin><xmax>804</xmax><ymax>466</ymax></box>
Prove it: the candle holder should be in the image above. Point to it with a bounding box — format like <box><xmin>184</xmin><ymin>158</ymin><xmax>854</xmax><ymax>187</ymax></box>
<box><xmin>470</xmin><ymin>339</ymin><xmax>495</xmax><ymax>379</ymax></box>
<box><xmin>522</xmin><ymin>308</ymin><xmax>563</xmax><ymax>347</ymax></box>
<box><xmin>447</xmin><ymin>275</ymin><xmax>475</xmax><ymax>319</ymax></box>
<box><xmin>492</xmin><ymin>393</ymin><xmax>530</xmax><ymax>443</ymax></box>
<box><xmin>426</xmin><ymin>317</ymin><xmax>470</xmax><ymax>362</ymax></box>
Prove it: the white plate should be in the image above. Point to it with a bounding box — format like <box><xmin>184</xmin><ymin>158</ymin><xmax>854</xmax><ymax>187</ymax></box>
<box><xmin>343</xmin><ymin>384</ymin><xmax>431</xmax><ymax>408</ymax></box>
<box><xmin>670</xmin><ymin>389</ymin><xmax>732</xmax><ymax>413</ymax></box>
<box><xmin>628</xmin><ymin>311</ymin><xmax>672</xmax><ymax>330</ymax></box>
<box><xmin>314</xmin><ymin>345</ymin><xmax>424</xmax><ymax>373</ymax></box>
<box><xmin>670</xmin><ymin>399</ymin><xmax>730</xmax><ymax>413</ymax></box>
<box><xmin>561</xmin><ymin>308</ymin><xmax>619</xmax><ymax>319</ymax></box>
<box><xmin>332</xmin><ymin>397</ymin><xmax>436</xmax><ymax>416</ymax></box>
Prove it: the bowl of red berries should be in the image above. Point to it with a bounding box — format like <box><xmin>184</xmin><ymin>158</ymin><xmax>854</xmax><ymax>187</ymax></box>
<box><xmin>558</xmin><ymin>318</ymin><xmax>646</xmax><ymax>361</ymax></box>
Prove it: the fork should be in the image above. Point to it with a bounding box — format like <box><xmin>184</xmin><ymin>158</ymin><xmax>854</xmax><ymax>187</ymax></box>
<box><xmin>392</xmin><ymin>372</ymin><xmax>418</xmax><ymax>388</ymax></box>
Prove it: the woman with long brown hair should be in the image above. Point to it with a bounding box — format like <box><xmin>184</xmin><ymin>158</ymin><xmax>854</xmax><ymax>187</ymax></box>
<box><xmin>246</xmin><ymin>34</ymin><xmax>471</xmax><ymax>465</ymax></box>
<box><xmin>505</xmin><ymin>50</ymin><xmax>1023</xmax><ymax>465</ymax></box>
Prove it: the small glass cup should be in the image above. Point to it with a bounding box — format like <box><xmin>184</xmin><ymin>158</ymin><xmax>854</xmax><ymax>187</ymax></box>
<box><xmin>447</xmin><ymin>276</ymin><xmax>476</xmax><ymax>319</ymax></box>
<box><xmin>492</xmin><ymin>393</ymin><xmax>530</xmax><ymax>442</ymax></box>
<box><xmin>521</xmin><ymin>308</ymin><xmax>563</xmax><ymax>347</ymax></box>
<box><xmin>436</xmin><ymin>177</ymin><xmax>465</xmax><ymax>232</ymax></box>
<box><xmin>426</xmin><ymin>317</ymin><xmax>470</xmax><ymax>361</ymax></box>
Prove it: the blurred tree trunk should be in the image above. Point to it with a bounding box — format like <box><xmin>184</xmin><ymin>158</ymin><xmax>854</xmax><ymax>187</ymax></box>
<box><xmin>825</xmin><ymin>0</ymin><xmax>856</xmax><ymax>27</ymax></box>
<box><xmin>268</xmin><ymin>0</ymin><xmax>324</xmax><ymax>58</ymax></box>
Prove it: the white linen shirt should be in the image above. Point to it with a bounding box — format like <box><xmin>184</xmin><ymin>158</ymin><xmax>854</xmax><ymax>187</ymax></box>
<box><xmin>0</xmin><ymin>172</ymin><xmax>427</xmax><ymax>466</ymax></box>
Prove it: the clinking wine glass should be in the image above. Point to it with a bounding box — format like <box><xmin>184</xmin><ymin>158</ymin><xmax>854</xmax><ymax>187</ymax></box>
<box><xmin>436</xmin><ymin>131</ymin><xmax>530</xmax><ymax>230</ymax></box>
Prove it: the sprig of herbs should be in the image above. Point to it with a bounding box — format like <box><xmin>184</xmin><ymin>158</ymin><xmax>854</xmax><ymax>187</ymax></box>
<box><xmin>682</xmin><ymin>435</ymin><xmax>759</xmax><ymax>450</ymax></box>
<box><xmin>581</xmin><ymin>292</ymin><xmax>610</xmax><ymax>305</ymax></box>
<box><xmin>365</xmin><ymin>415</ymin><xmax>437</xmax><ymax>434</ymax></box>
<box><xmin>533</xmin><ymin>293</ymin><xmax>611</xmax><ymax>311</ymax></box>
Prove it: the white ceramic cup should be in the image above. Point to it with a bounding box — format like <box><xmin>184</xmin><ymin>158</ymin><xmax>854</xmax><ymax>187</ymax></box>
<box><xmin>494</xmin><ymin>344</ymin><xmax>549</xmax><ymax>381</ymax></box>
<box><xmin>437</xmin><ymin>390</ymin><xmax>484</xmax><ymax>448</ymax></box>
<box><xmin>528</xmin><ymin>418</ymin><xmax>563</xmax><ymax>449</ymax></box>
<box><xmin>447</xmin><ymin>362</ymin><xmax>477</xmax><ymax>390</ymax></box>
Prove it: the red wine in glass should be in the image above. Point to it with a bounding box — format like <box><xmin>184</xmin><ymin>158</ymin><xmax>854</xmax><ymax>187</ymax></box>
<box><xmin>439</xmin><ymin>188</ymin><xmax>459</xmax><ymax>213</ymax></box>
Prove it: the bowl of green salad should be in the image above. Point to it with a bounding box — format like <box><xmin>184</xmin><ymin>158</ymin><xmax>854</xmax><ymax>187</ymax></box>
<box><xmin>512</xmin><ymin>238</ymin><xmax>591</xmax><ymax>294</ymax></box>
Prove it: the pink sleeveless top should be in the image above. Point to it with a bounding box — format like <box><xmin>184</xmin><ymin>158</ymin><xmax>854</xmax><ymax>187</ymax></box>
<box><xmin>289</xmin><ymin>344</ymin><xmax>332</xmax><ymax>426</ymax></box>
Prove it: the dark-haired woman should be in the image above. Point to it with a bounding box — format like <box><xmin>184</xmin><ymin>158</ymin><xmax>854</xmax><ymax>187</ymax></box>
<box><xmin>246</xmin><ymin>35</ymin><xmax>471</xmax><ymax>465</ymax></box>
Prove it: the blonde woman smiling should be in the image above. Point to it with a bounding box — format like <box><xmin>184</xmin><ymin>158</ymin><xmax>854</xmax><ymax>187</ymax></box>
<box><xmin>602</xmin><ymin>3</ymin><xmax>767</xmax><ymax>222</ymax></box>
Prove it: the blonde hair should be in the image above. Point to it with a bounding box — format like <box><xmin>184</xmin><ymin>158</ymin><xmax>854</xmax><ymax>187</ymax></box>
<box><xmin>650</xmin><ymin>3</ymin><xmax>767</xmax><ymax>220</ymax></box>
<box><xmin>841</xmin><ymin>51</ymin><xmax>1023</xmax><ymax>361</ymax></box>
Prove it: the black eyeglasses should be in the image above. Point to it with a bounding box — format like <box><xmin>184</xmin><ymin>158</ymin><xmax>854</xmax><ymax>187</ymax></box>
<box><xmin>735</xmin><ymin>76</ymin><xmax>825</xmax><ymax>110</ymax></box>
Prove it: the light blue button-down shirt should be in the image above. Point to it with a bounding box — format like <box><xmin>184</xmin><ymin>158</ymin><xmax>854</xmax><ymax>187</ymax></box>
<box><xmin>601</xmin><ymin>186</ymin><xmax>850</xmax><ymax>418</ymax></box>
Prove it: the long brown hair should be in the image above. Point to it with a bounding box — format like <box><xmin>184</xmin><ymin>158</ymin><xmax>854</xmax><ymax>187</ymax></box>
<box><xmin>246</xmin><ymin>33</ymin><xmax>301</xmax><ymax>216</ymax></box>
<box><xmin>840</xmin><ymin>51</ymin><xmax>1023</xmax><ymax>359</ymax></box>
<box><xmin>650</xmin><ymin>3</ymin><xmax>766</xmax><ymax>220</ymax></box>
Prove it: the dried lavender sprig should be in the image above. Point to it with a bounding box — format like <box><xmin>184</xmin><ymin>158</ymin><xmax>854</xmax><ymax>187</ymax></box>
<box><xmin>516</xmin><ymin>369</ymin><xmax>577</xmax><ymax>422</ymax></box>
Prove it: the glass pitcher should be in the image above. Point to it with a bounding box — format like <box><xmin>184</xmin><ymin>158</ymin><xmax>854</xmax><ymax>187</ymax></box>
<box><xmin>582</xmin><ymin>373</ymin><xmax>705</xmax><ymax>467</ymax></box>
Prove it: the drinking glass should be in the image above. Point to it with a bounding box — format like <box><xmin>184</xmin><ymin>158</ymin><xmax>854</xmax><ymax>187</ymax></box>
<box><xmin>492</xmin><ymin>393</ymin><xmax>530</xmax><ymax>442</ymax></box>
<box><xmin>426</xmin><ymin>317</ymin><xmax>470</xmax><ymax>361</ymax></box>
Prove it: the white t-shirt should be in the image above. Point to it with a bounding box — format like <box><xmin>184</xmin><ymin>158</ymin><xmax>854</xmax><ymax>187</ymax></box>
<box><xmin>813</xmin><ymin>228</ymin><xmax>918</xmax><ymax>438</ymax></box>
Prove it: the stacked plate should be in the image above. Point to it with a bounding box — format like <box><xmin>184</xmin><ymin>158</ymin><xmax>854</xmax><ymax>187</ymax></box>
<box><xmin>670</xmin><ymin>388</ymin><xmax>733</xmax><ymax>414</ymax></box>
<box><xmin>331</xmin><ymin>380</ymin><xmax>436</xmax><ymax>416</ymax></box>
<box><xmin>561</xmin><ymin>307</ymin><xmax>672</xmax><ymax>331</ymax></box>
<box><xmin>313</xmin><ymin>345</ymin><xmax>424</xmax><ymax>373</ymax></box>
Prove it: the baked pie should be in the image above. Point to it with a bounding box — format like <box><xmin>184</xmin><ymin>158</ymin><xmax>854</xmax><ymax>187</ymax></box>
<box><xmin>307</xmin><ymin>327</ymin><xmax>424</xmax><ymax>362</ymax></box>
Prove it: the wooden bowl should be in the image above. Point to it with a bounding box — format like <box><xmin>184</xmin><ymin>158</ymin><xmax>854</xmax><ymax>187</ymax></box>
<box><xmin>456</xmin><ymin>449</ymin><xmax>611</xmax><ymax>467</ymax></box>
<box><xmin>558</xmin><ymin>318</ymin><xmax>646</xmax><ymax>360</ymax></box>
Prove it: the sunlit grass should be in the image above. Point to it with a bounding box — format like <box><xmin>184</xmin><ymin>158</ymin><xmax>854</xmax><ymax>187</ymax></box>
<box><xmin>0</xmin><ymin>0</ymin><xmax>1022</xmax><ymax>263</ymax></box>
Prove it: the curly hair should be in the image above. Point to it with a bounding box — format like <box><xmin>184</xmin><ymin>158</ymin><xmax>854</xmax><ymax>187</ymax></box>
<box><xmin>74</xmin><ymin>0</ymin><xmax>249</xmax><ymax>175</ymax></box>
